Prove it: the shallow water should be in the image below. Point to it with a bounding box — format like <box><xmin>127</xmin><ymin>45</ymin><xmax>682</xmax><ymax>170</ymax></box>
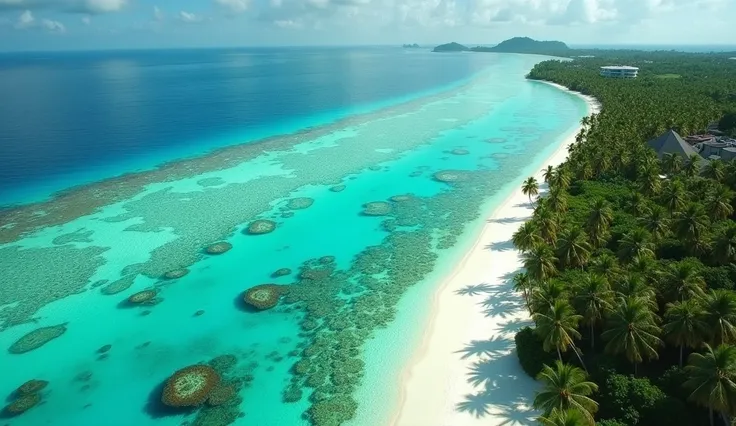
<box><xmin>0</xmin><ymin>52</ymin><xmax>586</xmax><ymax>426</ymax></box>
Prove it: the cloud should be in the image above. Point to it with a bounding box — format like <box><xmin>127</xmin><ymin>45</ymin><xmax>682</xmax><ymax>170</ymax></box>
<box><xmin>178</xmin><ymin>11</ymin><xmax>202</xmax><ymax>23</ymax></box>
<box><xmin>15</xmin><ymin>9</ymin><xmax>33</xmax><ymax>27</ymax></box>
<box><xmin>0</xmin><ymin>0</ymin><xmax>126</xmax><ymax>14</ymax></box>
<box><xmin>214</xmin><ymin>0</ymin><xmax>248</xmax><ymax>13</ymax></box>
<box><xmin>42</xmin><ymin>17</ymin><xmax>65</xmax><ymax>31</ymax></box>
<box><xmin>274</xmin><ymin>18</ymin><xmax>301</xmax><ymax>27</ymax></box>
<box><xmin>81</xmin><ymin>15</ymin><xmax>90</xmax><ymax>24</ymax></box>
<box><xmin>153</xmin><ymin>5</ymin><xmax>164</xmax><ymax>21</ymax></box>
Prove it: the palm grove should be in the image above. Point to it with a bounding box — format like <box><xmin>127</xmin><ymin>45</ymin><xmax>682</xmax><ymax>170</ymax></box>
<box><xmin>511</xmin><ymin>51</ymin><xmax>736</xmax><ymax>426</ymax></box>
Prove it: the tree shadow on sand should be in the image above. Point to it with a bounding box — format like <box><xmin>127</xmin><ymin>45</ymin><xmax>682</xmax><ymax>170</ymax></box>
<box><xmin>455</xmin><ymin>335</ymin><xmax>514</xmax><ymax>360</ymax></box>
<box><xmin>487</xmin><ymin>216</ymin><xmax>527</xmax><ymax>225</ymax></box>
<box><xmin>455</xmin><ymin>353</ymin><xmax>538</xmax><ymax>425</ymax></box>
<box><xmin>485</xmin><ymin>239</ymin><xmax>515</xmax><ymax>252</ymax></box>
<box><xmin>496</xmin><ymin>318</ymin><xmax>533</xmax><ymax>335</ymax></box>
<box><xmin>455</xmin><ymin>283</ymin><xmax>494</xmax><ymax>296</ymax></box>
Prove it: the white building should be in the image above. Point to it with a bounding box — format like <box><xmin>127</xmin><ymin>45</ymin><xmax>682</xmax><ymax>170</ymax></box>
<box><xmin>599</xmin><ymin>66</ymin><xmax>639</xmax><ymax>78</ymax></box>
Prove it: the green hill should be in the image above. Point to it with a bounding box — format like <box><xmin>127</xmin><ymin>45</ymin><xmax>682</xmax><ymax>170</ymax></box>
<box><xmin>432</xmin><ymin>42</ymin><xmax>469</xmax><ymax>52</ymax></box>
<box><xmin>472</xmin><ymin>37</ymin><xmax>570</xmax><ymax>55</ymax></box>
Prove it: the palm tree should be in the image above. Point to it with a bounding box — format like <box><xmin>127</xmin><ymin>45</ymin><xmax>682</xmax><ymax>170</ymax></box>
<box><xmin>661</xmin><ymin>180</ymin><xmax>688</xmax><ymax>214</ymax></box>
<box><xmin>512</xmin><ymin>271</ymin><xmax>533</xmax><ymax>313</ymax></box>
<box><xmin>638</xmin><ymin>205</ymin><xmax>670</xmax><ymax>242</ymax></box>
<box><xmin>706</xmin><ymin>184</ymin><xmax>735</xmax><ymax>220</ymax></box>
<box><xmin>534</xmin><ymin>205</ymin><xmax>560</xmax><ymax>244</ymax></box>
<box><xmin>602</xmin><ymin>296</ymin><xmax>663</xmax><ymax>374</ymax></box>
<box><xmin>522</xmin><ymin>176</ymin><xmax>540</xmax><ymax>204</ymax></box>
<box><xmin>546</xmin><ymin>188</ymin><xmax>569</xmax><ymax>214</ymax></box>
<box><xmin>557</xmin><ymin>226</ymin><xmax>592</xmax><ymax>268</ymax></box>
<box><xmin>701</xmin><ymin>290</ymin><xmax>736</xmax><ymax>346</ymax></box>
<box><xmin>673</xmin><ymin>203</ymin><xmax>710</xmax><ymax>244</ymax></box>
<box><xmin>714</xmin><ymin>223</ymin><xmax>736</xmax><ymax>265</ymax></box>
<box><xmin>543</xmin><ymin>165</ymin><xmax>555</xmax><ymax>184</ymax></box>
<box><xmin>684</xmin><ymin>154</ymin><xmax>701</xmax><ymax>178</ymax></box>
<box><xmin>573</xmin><ymin>274</ymin><xmax>613</xmax><ymax>349</ymax></box>
<box><xmin>550</xmin><ymin>167</ymin><xmax>572</xmax><ymax>192</ymax></box>
<box><xmin>662</xmin><ymin>152</ymin><xmax>683</xmax><ymax>176</ymax></box>
<box><xmin>625</xmin><ymin>192</ymin><xmax>651</xmax><ymax>216</ymax></box>
<box><xmin>512</xmin><ymin>221</ymin><xmax>543</xmax><ymax>253</ymax></box>
<box><xmin>638</xmin><ymin>171</ymin><xmax>662</xmax><ymax>197</ymax></box>
<box><xmin>531</xmin><ymin>280</ymin><xmax>568</xmax><ymax>315</ymax></box>
<box><xmin>534</xmin><ymin>361</ymin><xmax>598</xmax><ymax>425</ymax></box>
<box><xmin>684</xmin><ymin>344</ymin><xmax>736</xmax><ymax>426</ymax></box>
<box><xmin>617</xmin><ymin>228</ymin><xmax>655</xmax><ymax>262</ymax></box>
<box><xmin>663</xmin><ymin>300</ymin><xmax>708</xmax><ymax>366</ymax></box>
<box><xmin>703</xmin><ymin>158</ymin><xmax>727</xmax><ymax>182</ymax></box>
<box><xmin>538</xmin><ymin>408</ymin><xmax>589</xmax><ymax>426</ymax></box>
<box><xmin>523</xmin><ymin>244</ymin><xmax>558</xmax><ymax>281</ymax></box>
<box><xmin>533</xmin><ymin>299</ymin><xmax>583</xmax><ymax>362</ymax></box>
<box><xmin>590</xmin><ymin>253</ymin><xmax>621</xmax><ymax>280</ymax></box>
<box><xmin>664</xmin><ymin>261</ymin><xmax>706</xmax><ymax>302</ymax></box>
<box><xmin>586</xmin><ymin>199</ymin><xmax>613</xmax><ymax>247</ymax></box>
<box><xmin>613</xmin><ymin>274</ymin><xmax>657</xmax><ymax>308</ymax></box>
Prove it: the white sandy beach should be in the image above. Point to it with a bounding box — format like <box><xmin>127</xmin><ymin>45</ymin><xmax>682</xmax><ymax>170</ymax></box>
<box><xmin>390</xmin><ymin>84</ymin><xmax>601</xmax><ymax>426</ymax></box>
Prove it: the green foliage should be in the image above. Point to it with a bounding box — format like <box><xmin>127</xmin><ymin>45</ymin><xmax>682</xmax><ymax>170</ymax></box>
<box><xmin>701</xmin><ymin>266</ymin><xmax>735</xmax><ymax>291</ymax></box>
<box><xmin>596</xmin><ymin>420</ymin><xmax>628</xmax><ymax>426</ymax></box>
<box><xmin>720</xmin><ymin>111</ymin><xmax>736</xmax><ymax>136</ymax></box>
<box><xmin>515</xmin><ymin>326</ymin><xmax>556</xmax><ymax>377</ymax></box>
<box><xmin>597</xmin><ymin>373</ymin><xmax>665</xmax><ymax>425</ymax></box>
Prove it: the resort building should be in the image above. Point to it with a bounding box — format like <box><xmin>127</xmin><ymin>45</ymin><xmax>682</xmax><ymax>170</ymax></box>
<box><xmin>599</xmin><ymin>66</ymin><xmax>639</xmax><ymax>78</ymax></box>
<box><xmin>647</xmin><ymin>129</ymin><xmax>700</xmax><ymax>159</ymax></box>
<box><xmin>699</xmin><ymin>140</ymin><xmax>736</xmax><ymax>162</ymax></box>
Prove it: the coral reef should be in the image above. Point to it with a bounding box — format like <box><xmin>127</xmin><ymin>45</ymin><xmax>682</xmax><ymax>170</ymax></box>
<box><xmin>389</xmin><ymin>194</ymin><xmax>413</xmax><ymax>203</ymax></box>
<box><xmin>361</xmin><ymin>202</ymin><xmax>392</xmax><ymax>216</ymax></box>
<box><xmin>196</xmin><ymin>177</ymin><xmax>224</xmax><ymax>187</ymax></box>
<box><xmin>433</xmin><ymin>170</ymin><xmax>469</xmax><ymax>183</ymax></box>
<box><xmin>9</xmin><ymin>324</ymin><xmax>68</xmax><ymax>354</ymax></box>
<box><xmin>127</xmin><ymin>290</ymin><xmax>158</xmax><ymax>305</ymax></box>
<box><xmin>194</xmin><ymin>310</ymin><xmax>205</xmax><ymax>317</ymax></box>
<box><xmin>3</xmin><ymin>393</ymin><xmax>40</xmax><ymax>416</ymax></box>
<box><xmin>208</xmin><ymin>355</ymin><xmax>237</xmax><ymax>373</ymax></box>
<box><xmin>97</xmin><ymin>344</ymin><xmax>112</xmax><ymax>354</ymax></box>
<box><xmin>281</xmin><ymin>211</ymin><xmax>294</xmax><ymax>218</ymax></box>
<box><xmin>101</xmin><ymin>275</ymin><xmax>136</xmax><ymax>295</ymax></box>
<box><xmin>206</xmin><ymin>384</ymin><xmax>236</xmax><ymax>406</ymax></box>
<box><xmin>204</xmin><ymin>242</ymin><xmax>232</xmax><ymax>255</ymax></box>
<box><xmin>245</xmin><ymin>220</ymin><xmax>276</xmax><ymax>235</ymax></box>
<box><xmin>161</xmin><ymin>365</ymin><xmax>220</xmax><ymax>407</ymax></box>
<box><xmin>271</xmin><ymin>268</ymin><xmax>292</xmax><ymax>278</ymax></box>
<box><xmin>15</xmin><ymin>379</ymin><xmax>48</xmax><ymax>395</ymax></box>
<box><xmin>318</xmin><ymin>256</ymin><xmax>335</xmax><ymax>265</ymax></box>
<box><xmin>285</xmin><ymin>197</ymin><xmax>314</xmax><ymax>210</ymax></box>
<box><xmin>163</xmin><ymin>269</ymin><xmax>189</xmax><ymax>280</ymax></box>
<box><xmin>450</xmin><ymin>148</ymin><xmax>469</xmax><ymax>155</ymax></box>
<box><xmin>329</xmin><ymin>185</ymin><xmax>345</xmax><ymax>192</ymax></box>
<box><xmin>52</xmin><ymin>228</ymin><xmax>94</xmax><ymax>245</ymax></box>
<box><xmin>243</xmin><ymin>285</ymin><xmax>282</xmax><ymax>310</ymax></box>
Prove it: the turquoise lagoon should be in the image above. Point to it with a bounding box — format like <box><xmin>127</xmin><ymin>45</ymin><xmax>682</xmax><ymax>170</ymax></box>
<box><xmin>0</xmin><ymin>53</ymin><xmax>587</xmax><ymax>426</ymax></box>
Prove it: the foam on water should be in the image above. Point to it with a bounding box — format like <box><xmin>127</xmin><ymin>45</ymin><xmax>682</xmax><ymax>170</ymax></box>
<box><xmin>0</xmin><ymin>54</ymin><xmax>587</xmax><ymax>426</ymax></box>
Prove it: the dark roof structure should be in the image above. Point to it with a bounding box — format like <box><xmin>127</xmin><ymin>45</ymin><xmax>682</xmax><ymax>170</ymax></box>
<box><xmin>647</xmin><ymin>129</ymin><xmax>700</xmax><ymax>159</ymax></box>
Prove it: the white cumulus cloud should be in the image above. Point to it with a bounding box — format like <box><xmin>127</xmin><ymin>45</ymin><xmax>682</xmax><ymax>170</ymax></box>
<box><xmin>153</xmin><ymin>5</ymin><xmax>165</xmax><ymax>21</ymax></box>
<box><xmin>215</xmin><ymin>0</ymin><xmax>248</xmax><ymax>13</ymax></box>
<box><xmin>15</xmin><ymin>9</ymin><xmax>33</xmax><ymax>27</ymax></box>
<box><xmin>42</xmin><ymin>17</ymin><xmax>65</xmax><ymax>31</ymax></box>
<box><xmin>178</xmin><ymin>11</ymin><xmax>202</xmax><ymax>23</ymax></box>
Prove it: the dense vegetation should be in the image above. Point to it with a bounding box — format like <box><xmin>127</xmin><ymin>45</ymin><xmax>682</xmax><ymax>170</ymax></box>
<box><xmin>472</xmin><ymin>37</ymin><xmax>570</xmax><ymax>55</ymax></box>
<box><xmin>513</xmin><ymin>52</ymin><xmax>736</xmax><ymax>426</ymax></box>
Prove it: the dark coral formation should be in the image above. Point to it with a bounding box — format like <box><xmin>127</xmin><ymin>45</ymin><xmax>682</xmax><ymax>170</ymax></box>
<box><xmin>361</xmin><ymin>202</ymin><xmax>392</xmax><ymax>216</ymax></box>
<box><xmin>9</xmin><ymin>324</ymin><xmax>67</xmax><ymax>354</ymax></box>
<box><xmin>15</xmin><ymin>379</ymin><xmax>48</xmax><ymax>395</ymax></box>
<box><xmin>196</xmin><ymin>177</ymin><xmax>225</xmax><ymax>187</ymax></box>
<box><xmin>161</xmin><ymin>365</ymin><xmax>220</xmax><ymax>407</ymax></box>
<box><xmin>127</xmin><ymin>290</ymin><xmax>158</xmax><ymax>305</ymax></box>
<box><xmin>245</xmin><ymin>220</ymin><xmax>276</xmax><ymax>235</ymax></box>
<box><xmin>271</xmin><ymin>268</ymin><xmax>292</xmax><ymax>278</ymax></box>
<box><xmin>163</xmin><ymin>269</ymin><xmax>189</xmax><ymax>280</ymax></box>
<box><xmin>243</xmin><ymin>285</ymin><xmax>283</xmax><ymax>310</ymax></box>
<box><xmin>51</xmin><ymin>228</ymin><xmax>94</xmax><ymax>245</ymax></box>
<box><xmin>329</xmin><ymin>185</ymin><xmax>346</xmax><ymax>192</ymax></box>
<box><xmin>204</xmin><ymin>242</ymin><xmax>232</xmax><ymax>255</ymax></box>
<box><xmin>206</xmin><ymin>384</ymin><xmax>236</xmax><ymax>406</ymax></box>
<box><xmin>208</xmin><ymin>355</ymin><xmax>237</xmax><ymax>373</ymax></box>
<box><xmin>0</xmin><ymin>245</ymin><xmax>107</xmax><ymax>329</ymax></box>
<box><xmin>433</xmin><ymin>170</ymin><xmax>469</xmax><ymax>183</ymax></box>
<box><xmin>285</xmin><ymin>197</ymin><xmax>314</xmax><ymax>210</ymax></box>
<box><xmin>319</xmin><ymin>256</ymin><xmax>335</xmax><ymax>265</ymax></box>
<box><xmin>100</xmin><ymin>275</ymin><xmax>136</xmax><ymax>295</ymax></box>
<box><xmin>281</xmin><ymin>211</ymin><xmax>294</xmax><ymax>218</ymax></box>
<box><xmin>450</xmin><ymin>148</ymin><xmax>469</xmax><ymax>155</ymax></box>
<box><xmin>389</xmin><ymin>194</ymin><xmax>413</xmax><ymax>203</ymax></box>
<box><xmin>3</xmin><ymin>393</ymin><xmax>40</xmax><ymax>416</ymax></box>
<box><xmin>97</xmin><ymin>344</ymin><xmax>112</xmax><ymax>354</ymax></box>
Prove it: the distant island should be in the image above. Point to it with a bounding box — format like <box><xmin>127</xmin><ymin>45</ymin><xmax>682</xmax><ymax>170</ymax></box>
<box><xmin>402</xmin><ymin>44</ymin><xmax>421</xmax><ymax>49</ymax></box>
<box><xmin>432</xmin><ymin>42</ymin><xmax>469</xmax><ymax>52</ymax></box>
<box><xmin>432</xmin><ymin>37</ymin><xmax>570</xmax><ymax>56</ymax></box>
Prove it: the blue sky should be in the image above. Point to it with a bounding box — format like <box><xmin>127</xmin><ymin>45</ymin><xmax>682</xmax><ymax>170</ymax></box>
<box><xmin>0</xmin><ymin>0</ymin><xmax>733</xmax><ymax>51</ymax></box>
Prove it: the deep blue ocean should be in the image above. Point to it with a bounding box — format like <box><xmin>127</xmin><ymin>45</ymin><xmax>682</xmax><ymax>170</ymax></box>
<box><xmin>0</xmin><ymin>47</ymin><xmax>501</xmax><ymax>205</ymax></box>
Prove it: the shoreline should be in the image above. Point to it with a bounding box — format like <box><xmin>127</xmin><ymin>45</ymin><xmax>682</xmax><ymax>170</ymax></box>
<box><xmin>389</xmin><ymin>82</ymin><xmax>600</xmax><ymax>426</ymax></box>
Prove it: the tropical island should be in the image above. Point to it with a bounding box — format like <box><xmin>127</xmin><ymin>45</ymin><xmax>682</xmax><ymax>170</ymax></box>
<box><xmin>432</xmin><ymin>37</ymin><xmax>571</xmax><ymax>55</ymax></box>
<box><xmin>402</xmin><ymin>43</ymin><xmax>421</xmax><ymax>49</ymax></box>
<box><xmin>510</xmin><ymin>52</ymin><xmax>736</xmax><ymax>426</ymax></box>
